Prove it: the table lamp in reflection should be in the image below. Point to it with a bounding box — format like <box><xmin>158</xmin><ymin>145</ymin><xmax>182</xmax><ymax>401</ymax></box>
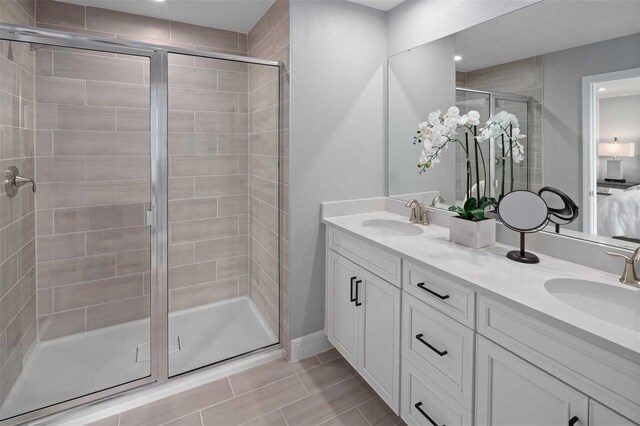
<box><xmin>597</xmin><ymin>137</ymin><xmax>635</xmax><ymax>182</ymax></box>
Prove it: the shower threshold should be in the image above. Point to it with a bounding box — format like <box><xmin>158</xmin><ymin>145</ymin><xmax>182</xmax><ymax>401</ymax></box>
<box><xmin>0</xmin><ymin>296</ymin><xmax>277</xmax><ymax>420</ymax></box>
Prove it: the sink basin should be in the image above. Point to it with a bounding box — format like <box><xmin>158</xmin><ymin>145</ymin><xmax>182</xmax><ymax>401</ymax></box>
<box><xmin>544</xmin><ymin>278</ymin><xmax>640</xmax><ymax>331</ymax></box>
<box><xmin>361</xmin><ymin>219</ymin><xmax>423</xmax><ymax>236</ymax></box>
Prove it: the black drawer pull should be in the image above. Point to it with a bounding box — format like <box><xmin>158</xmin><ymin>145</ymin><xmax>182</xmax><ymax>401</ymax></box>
<box><xmin>416</xmin><ymin>283</ymin><xmax>450</xmax><ymax>300</ymax></box>
<box><xmin>415</xmin><ymin>334</ymin><xmax>448</xmax><ymax>356</ymax></box>
<box><xmin>350</xmin><ymin>276</ymin><xmax>357</xmax><ymax>302</ymax></box>
<box><xmin>569</xmin><ymin>416</ymin><xmax>579</xmax><ymax>426</ymax></box>
<box><xmin>355</xmin><ymin>280</ymin><xmax>362</xmax><ymax>306</ymax></box>
<box><xmin>414</xmin><ymin>402</ymin><xmax>444</xmax><ymax>426</ymax></box>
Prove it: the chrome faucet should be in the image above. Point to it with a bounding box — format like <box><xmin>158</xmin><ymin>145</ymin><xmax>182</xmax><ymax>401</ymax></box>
<box><xmin>605</xmin><ymin>247</ymin><xmax>640</xmax><ymax>288</ymax></box>
<box><xmin>405</xmin><ymin>199</ymin><xmax>435</xmax><ymax>226</ymax></box>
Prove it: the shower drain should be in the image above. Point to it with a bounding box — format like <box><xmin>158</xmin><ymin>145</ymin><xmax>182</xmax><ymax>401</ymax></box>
<box><xmin>135</xmin><ymin>336</ymin><xmax>182</xmax><ymax>362</ymax></box>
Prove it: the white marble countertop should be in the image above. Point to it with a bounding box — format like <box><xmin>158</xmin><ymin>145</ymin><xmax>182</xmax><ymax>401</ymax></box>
<box><xmin>322</xmin><ymin>210</ymin><xmax>640</xmax><ymax>362</ymax></box>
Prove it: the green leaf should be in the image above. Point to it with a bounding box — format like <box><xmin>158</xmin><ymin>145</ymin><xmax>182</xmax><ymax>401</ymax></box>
<box><xmin>471</xmin><ymin>209</ymin><xmax>485</xmax><ymax>220</ymax></box>
<box><xmin>463</xmin><ymin>198</ymin><xmax>478</xmax><ymax>212</ymax></box>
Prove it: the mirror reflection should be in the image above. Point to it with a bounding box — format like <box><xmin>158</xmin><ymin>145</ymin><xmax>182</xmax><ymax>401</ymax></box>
<box><xmin>388</xmin><ymin>0</ymin><xmax>640</xmax><ymax>248</ymax></box>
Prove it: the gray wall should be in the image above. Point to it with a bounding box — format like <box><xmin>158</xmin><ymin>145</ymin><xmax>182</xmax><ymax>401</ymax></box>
<box><xmin>388</xmin><ymin>35</ymin><xmax>456</xmax><ymax>201</ymax></box>
<box><xmin>289</xmin><ymin>0</ymin><xmax>387</xmax><ymax>339</ymax></box>
<box><xmin>542</xmin><ymin>33</ymin><xmax>640</xmax><ymax>228</ymax></box>
<box><xmin>386</xmin><ymin>0</ymin><xmax>539</xmax><ymax>56</ymax></box>
<box><xmin>598</xmin><ymin>95</ymin><xmax>640</xmax><ymax>183</ymax></box>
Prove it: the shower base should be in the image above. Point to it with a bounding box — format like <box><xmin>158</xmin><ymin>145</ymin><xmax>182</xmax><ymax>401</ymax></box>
<box><xmin>0</xmin><ymin>296</ymin><xmax>277</xmax><ymax>420</ymax></box>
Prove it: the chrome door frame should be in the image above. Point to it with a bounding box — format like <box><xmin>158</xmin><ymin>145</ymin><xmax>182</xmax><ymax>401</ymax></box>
<box><xmin>0</xmin><ymin>22</ymin><xmax>282</xmax><ymax>425</ymax></box>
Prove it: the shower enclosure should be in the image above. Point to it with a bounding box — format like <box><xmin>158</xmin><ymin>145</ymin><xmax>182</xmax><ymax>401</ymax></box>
<box><xmin>455</xmin><ymin>88</ymin><xmax>534</xmax><ymax>202</ymax></box>
<box><xmin>0</xmin><ymin>23</ymin><xmax>282</xmax><ymax>424</ymax></box>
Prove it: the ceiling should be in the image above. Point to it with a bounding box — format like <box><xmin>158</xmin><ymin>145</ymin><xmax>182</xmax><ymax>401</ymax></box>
<box><xmin>455</xmin><ymin>0</ymin><xmax>640</xmax><ymax>72</ymax></box>
<box><xmin>345</xmin><ymin>0</ymin><xmax>406</xmax><ymax>11</ymax></box>
<box><xmin>596</xmin><ymin>77</ymin><xmax>640</xmax><ymax>99</ymax></box>
<box><xmin>60</xmin><ymin>0</ymin><xmax>276</xmax><ymax>33</ymax></box>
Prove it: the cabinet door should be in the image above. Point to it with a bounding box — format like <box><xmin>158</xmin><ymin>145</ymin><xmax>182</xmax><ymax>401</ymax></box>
<box><xmin>326</xmin><ymin>251</ymin><xmax>359</xmax><ymax>367</ymax></box>
<box><xmin>589</xmin><ymin>401</ymin><xmax>637</xmax><ymax>426</ymax></box>
<box><xmin>476</xmin><ymin>336</ymin><xmax>589</xmax><ymax>426</ymax></box>
<box><xmin>357</xmin><ymin>268</ymin><xmax>401</xmax><ymax>413</ymax></box>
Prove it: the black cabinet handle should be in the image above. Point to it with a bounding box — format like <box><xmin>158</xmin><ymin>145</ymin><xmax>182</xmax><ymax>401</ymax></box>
<box><xmin>355</xmin><ymin>280</ymin><xmax>362</xmax><ymax>306</ymax></box>
<box><xmin>350</xmin><ymin>276</ymin><xmax>357</xmax><ymax>302</ymax></box>
<box><xmin>415</xmin><ymin>334</ymin><xmax>448</xmax><ymax>356</ymax></box>
<box><xmin>569</xmin><ymin>416</ymin><xmax>579</xmax><ymax>426</ymax></box>
<box><xmin>414</xmin><ymin>402</ymin><xmax>444</xmax><ymax>426</ymax></box>
<box><xmin>416</xmin><ymin>283</ymin><xmax>450</xmax><ymax>300</ymax></box>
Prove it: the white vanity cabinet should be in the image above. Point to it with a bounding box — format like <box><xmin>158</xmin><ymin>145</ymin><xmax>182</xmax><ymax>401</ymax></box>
<box><xmin>475</xmin><ymin>336</ymin><xmax>589</xmax><ymax>426</ymax></box>
<box><xmin>326</xmin><ymin>246</ymin><xmax>401</xmax><ymax>412</ymax></box>
<box><xmin>323</xmin><ymin>224</ymin><xmax>639</xmax><ymax>426</ymax></box>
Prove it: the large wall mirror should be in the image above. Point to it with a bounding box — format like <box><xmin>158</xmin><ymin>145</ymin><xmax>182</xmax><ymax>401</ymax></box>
<box><xmin>388</xmin><ymin>0</ymin><xmax>640</xmax><ymax>249</ymax></box>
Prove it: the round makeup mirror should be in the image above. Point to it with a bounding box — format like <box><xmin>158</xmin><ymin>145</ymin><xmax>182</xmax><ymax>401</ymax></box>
<box><xmin>538</xmin><ymin>186</ymin><xmax>579</xmax><ymax>233</ymax></box>
<box><xmin>497</xmin><ymin>190</ymin><xmax>549</xmax><ymax>264</ymax></box>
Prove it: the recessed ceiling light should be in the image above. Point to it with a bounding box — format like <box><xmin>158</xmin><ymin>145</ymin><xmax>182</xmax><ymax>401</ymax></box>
<box><xmin>454</xmin><ymin>55</ymin><xmax>462</xmax><ymax>61</ymax></box>
<box><xmin>598</xmin><ymin>87</ymin><xmax>607</xmax><ymax>92</ymax></box>
<box><xmin>154</xmin><ymin>0</ymin><xmax>166</xmax><ymax>2</ymax></box>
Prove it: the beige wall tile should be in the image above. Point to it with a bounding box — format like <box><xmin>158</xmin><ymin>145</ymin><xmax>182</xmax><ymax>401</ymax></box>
<box><xmin>86</xmin><ymin>225</ymin><xmax>150</xmax><ymax>255</ymax></box>
<box><xmin>36</xmin><ymin>181</ymin><xmax>117</xmax><ymax>209</ymax></box>
<box><xmin>218</xmin><ymin>71</ymin><xmax>248</xmax><ymax>93</ymax></box>
<box><xmin>53</xmin><ymin>52</ymin><xmax>144</xmax><ymax>84</ymax></box>
<box><xmin>36</xmin><ymin>0</ymin><xmax>85</xmax><ymax>28</ymax></box>
<box><xmin>86</xmin><ymin>156</ymin><xmax>150</xmax><ymax>181</ymax></box>
<box><xmin>169</xmin><ymin>133</ymin><xmax>217</xmax><ymax>155</ymax></box>
<box><xmin>116</xmin><ymin>107</ymin><xmax>149</xmax><ymax>131</ymax></box>
<box><xmin>171</xmin><ymin>154</ymin><xmax>239</xmax><ymax>177</ymax></box>
<box><xmin>57</xmin><ymin>105</ymin><xmax>116</xmax><ymax>131</ymax></box>
<box><xmin>218</xmin><ymin>195</ymin><xmax>248</xmax><ymax>217</ymax></box>
<box><xmin>169</xmin><ymin>198</ymin><xmax>217</xmax><ymax>222</ymax></box>
<box><xmin>35</xmin><ymin>156</ymin><xmax>85</xmax><ymax>182</ymax></box>
<box><xmin>194</xmin><ymin>235</ymin><xmax>248</xmax><ymax>262</ymax></box>
<box><xmin>53</xmin><ymin>203</ymin><xmax>144</xmax><ymax>234</ymax></box>
<box><xmin>38</xmin><ymin>308</ymin><xmax>85</xmax><ymax>340</ymax></box>
<box><xmin>170</xmin><ymin>21</ymin><xmax>239</xmax><ymax>51</ymax></box>
<box><xmin>218</xmin><ymin>134</ymin><xmax>248</xmax><ymax>155</ymax></box>
<box><xmin>37</xmin><ymin>254</ymin><xmax>115</xmax><ymax>289</ymax></box>
<box><xmin>194</xmin><ymin>112</ymin><xmax>248</xmax><ymax>134</ymax></box>
<box><xmin>170</xmin><ymin>216</ymin><xmax>238</xmax><ymax>244</ymax></box>
<box><xmin>53</xmin><ymin>274</ymin><xmax>143</xmax><ymax>312</ymax></box>
<box><xmin>86</xmin><ymin>81</ymin><xmax>150</xmax><ymax>108</ymax></box>
<box><xmin>86</xmin><ymin>294</ymin><xmax>150</xmax><ymax>330</ymax></box>
<box><xmin>116</xmin><ymin>249</ymin><xmax>149</xmax><ymax>276</ymax></box>
<box><xmin>168</xmin><ymin>65</ymin><xmax>217</xmax><ymax>90</ymax></box>
<box><xmin>169</xmin><ymin>277</ymin><xmax>237</xmax><ymax>311</ymax></box>
<box><xmin>86</xmin><ymin>7</ymin><xmax>170</xmax><ymax>40</ymax></box>
<box><xmin>170</xmin><ymin>88</ymin><xmax>239</xmax><ymax>113</ymax></box>
<box><xmin>217</xmin><ymin>255</ymin><xmax>248</xmax><ymax>280</ymax></box>
<box><xmin>37</xmin><ymin>232</ymin><xmax>85</xmax><ymax>262</ymax></box>
<box><xmin>54</xmin><ymin>130</ymin><xmax>149</xmax><ymax>155</ymax></box>
<box><xmin>168</xmin><ymin>260</ymin><xmax>216</xmax><ymax>290</ymax></box>
<box><xmin>194</xmin><ymin>175</ymin><xmax>248</xmax><ymax>197</ymax></box>
<box><xmin>35</xmin><ymin>76</ymin><xmax>85</xmax><ymax>105</ymax></box>
<box><xmin>168</xmin><ymin>243</ymin><xmax>194</xmax><ymax>267</ymax></box>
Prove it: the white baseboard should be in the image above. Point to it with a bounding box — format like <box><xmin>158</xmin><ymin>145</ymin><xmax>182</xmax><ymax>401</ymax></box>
<box><xmin>290</xmin><ymin>330</ymin><xmax>333</xmax><ymax>361</ymax></box>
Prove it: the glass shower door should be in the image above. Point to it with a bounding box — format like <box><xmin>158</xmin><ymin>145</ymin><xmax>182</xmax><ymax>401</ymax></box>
<box><xmin>166</xmin><ymin>53</ymin><xmax>280</xmax><ymax>376</ymax></box>
<box><xmin>0</xmin><ymin>41</ymin><xmax>153</xmax><ymax>420</ymax></box>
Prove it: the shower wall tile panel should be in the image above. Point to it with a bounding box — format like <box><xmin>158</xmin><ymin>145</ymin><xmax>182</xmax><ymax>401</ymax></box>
<box><xmin>34</xmin><ymin>0</ymin><xmax>251</xmax><ymax>337</ymax></box>
<box><xmin>248</xmin><ymin>0</ymin><xmax>289</xmax><ymax>355</ymax></box>
<box><xmin>457</xmin><ymin>56</ymin><xmax>543</xmax><ymax>195</ymax></box>
<box><xmin>0</xmin><ymin>0</ymin><xmax>37</xmax><ymax>405</ymax></box>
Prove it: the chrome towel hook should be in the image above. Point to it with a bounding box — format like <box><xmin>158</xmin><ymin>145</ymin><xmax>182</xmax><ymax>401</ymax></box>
<box><xmin>4</xmin><ymin>166</ymin><xmax>36</xmax><ymax>197</ymax></box>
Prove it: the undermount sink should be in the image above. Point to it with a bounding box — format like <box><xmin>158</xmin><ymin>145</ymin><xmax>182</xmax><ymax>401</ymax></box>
<box><xmin>544</xmin><ymin>278</ymin><xmax>640</xmax><ymax>331</ymax></box>
<box><xmin>361</xmin><ymin>219</ymin><xmax>423</xmax><ymax>236</ymax></box>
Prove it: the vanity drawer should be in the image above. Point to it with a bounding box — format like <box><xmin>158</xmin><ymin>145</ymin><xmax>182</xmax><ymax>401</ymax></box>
<box><xmin>327</xmin><ymin>227</ymin><xmax>401</xmax><ymax>287</ymax></box>
<box><xmin>402</xmin><ymin>293</ymin><xmax>474</xmax><ymax>409</ymax></box>
<box><xmin>401</xmin><ymin>357</ymin><xmax>472</xmax><ymax>426</ymax></box>
<box><xmin>477</xmin><ymin>295</ymin><xmax>640</xmax><ymax>423</ymax></box>
<box><xmin>403</xmin><ymin>260</ymin><xmax>475</xmax><ymax>328</ymax></box>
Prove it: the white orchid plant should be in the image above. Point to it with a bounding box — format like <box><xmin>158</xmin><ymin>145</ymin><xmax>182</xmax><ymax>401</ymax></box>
<box><xmin>413</xmin><ymin>107</ymin><xmax>526</xmax><ymax>221</ymax></box>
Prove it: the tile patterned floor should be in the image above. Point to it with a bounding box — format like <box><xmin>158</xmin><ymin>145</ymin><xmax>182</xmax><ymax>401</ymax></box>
<box><xmin>87</xmin><ymin>349</ymin><xmax>404</xmax><ymax>426</ymax></box>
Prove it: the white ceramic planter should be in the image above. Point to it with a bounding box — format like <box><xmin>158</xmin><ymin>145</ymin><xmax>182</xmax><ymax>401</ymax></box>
<box><xmin>449</xmin><ymin>216</ymin><xmax>496</xmax><ymax>249</ymax></box>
